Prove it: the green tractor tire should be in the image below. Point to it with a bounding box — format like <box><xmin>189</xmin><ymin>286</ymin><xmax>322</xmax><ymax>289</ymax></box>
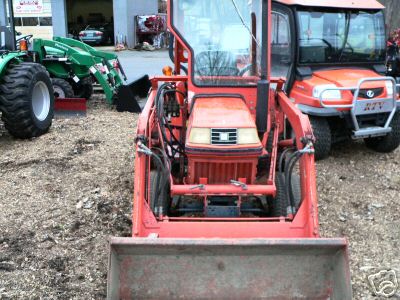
<box><xmin>52</xmin><ymin>78</ymin><xmax>74</xmax><ymax>98</ymax></box>
<box><xmin>0</xmin><ymin>62</ymin><xmax>54</xmax><ymax>139</ymax></box>
<box><xmin>70</xmin><ymin>77</ymin><xmax>94</xmax><ymax>100</ymax></box>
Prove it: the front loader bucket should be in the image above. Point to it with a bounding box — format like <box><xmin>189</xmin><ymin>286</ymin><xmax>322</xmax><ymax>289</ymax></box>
<box><xmin>108</xmin><ymin>238</ymin><xmax>352</xmax><ymax>300</ymax></box>
<box><xmin>115</xmin><ymin>75</ymin><xmax>151</xmax><ymax>113</ymax></box>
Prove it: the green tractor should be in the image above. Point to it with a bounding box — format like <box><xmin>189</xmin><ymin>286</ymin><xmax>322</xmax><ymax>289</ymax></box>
<box><xmin>0</xmin><ymin>29</ymin><xmax>54</xmax><ymax>139</ymax></box>
<box><xmin>30</xmin><ymin>37</ymin><xmax>151</xmax><ymax>112</ymax></box>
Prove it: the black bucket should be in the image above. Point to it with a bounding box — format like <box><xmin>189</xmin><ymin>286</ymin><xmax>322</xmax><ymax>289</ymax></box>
<box><xmin>114</xmin><ymin>75</ymin><xmax>151</xmax><ymax>113</ymax></box>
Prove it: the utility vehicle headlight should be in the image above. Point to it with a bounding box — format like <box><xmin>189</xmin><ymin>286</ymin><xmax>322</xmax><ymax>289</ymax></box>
<box><xmin>189</xmin><ymin>128</ymin><xmax>211</xmax><ymax>144</ymax></box>
<box><xmin>385</xmin><ymin>80</ymin><xmax>394</xmax><ymax>96</ymax></box>
<box><xmin>238</xmin><ymin>128</ymin><xmax>260</xmax><ymax>145</ymax></box>
<box><xmin>313</xmin><ymin>84</ymin><xmax>341</xmax><ymax>100</ymax></box>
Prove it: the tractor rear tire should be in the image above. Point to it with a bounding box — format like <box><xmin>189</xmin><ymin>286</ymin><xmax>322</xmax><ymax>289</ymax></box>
<box><xmin>150</xmin><ymin>170</ymin><xmax>170</xmax><ymax>216</ymax></box>
<box><xmin>71</xmin><ymin>77</ymin><xmax>93</xmax><ymax>100</ymax></box>
<box><xmin>52</xmin><ymin>78</ymin><xmax>74</xmax><ymax>98</ymax></box>
<box><xmin>309</xmin><ymin>116</ymin><xmax>332</xmax><ymax>160</ymax></box>
<box><xmin>0</xmin><ymin>62</ymin><xmax>54</xmax><ymax>139</ymax></box>
<box><xmin>364</xmin><ymin>113</ymin><xmax>400</xmax><ymax>153</ymax></box>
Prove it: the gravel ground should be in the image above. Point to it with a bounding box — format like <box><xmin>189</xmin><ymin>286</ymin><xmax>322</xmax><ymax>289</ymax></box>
<box><xmin>0</xmin><ymin>94</ymin><xmax>399</xmax><ymax>299</ymax></box>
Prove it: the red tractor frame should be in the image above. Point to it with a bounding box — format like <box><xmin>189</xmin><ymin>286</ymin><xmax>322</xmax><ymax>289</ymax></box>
<box><xmin>108</xmin><ymin>1</ymin><xmax>351</xmax><ymax>298</ymax></box>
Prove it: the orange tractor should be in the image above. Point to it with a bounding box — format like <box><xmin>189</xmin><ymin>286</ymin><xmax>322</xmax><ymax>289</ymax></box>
<box><xmin>108</xmin><ymin>0</ymin><xmax>352</xmax><ymax>299</ymax></box>
<box><xmin>271</xmin><ymin>0</ymin><xmax>400</xmax><ymax>159</ymax></box>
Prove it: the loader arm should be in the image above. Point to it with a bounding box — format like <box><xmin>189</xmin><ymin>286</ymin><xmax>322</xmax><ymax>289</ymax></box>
<box><xmin>277</xmin><ymin>90</ymin><xmax>320</xmax><ymax>236</ymax></box>
<box><xmin>277</xmin><ymin>91</ymin><xmax>314</xmax><ymax>149</ymax></box>
<box><xmin>32</xmin><ymin>38</ymin><xmax>125</xmax><ymax>104</ymax></box>
<box><xmin>52</xmin><ymin>37</ymin><xmax>127</xmax><ymax>82</ymax></box>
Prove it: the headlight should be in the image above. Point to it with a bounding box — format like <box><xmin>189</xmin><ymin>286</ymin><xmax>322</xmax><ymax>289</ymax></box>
<box><xmin>385</xmin><ymin>80</ymin><xmax>394</xmax><ymax>96</ymax></box>
<box><xmin>189</xmin><ymin>128</ymin><xmax>210</xmax><ymax>144</ymax></box>
<box><xmin>237</xmin><ymin>128</ymin><xmax>260</xmax><ymax>144</ymax></box>
<box><xmin>313</xmin><ymin>84</ymin><xmax>341</xmax><ymax>100</ymax></box>
<box><xmin>189</xmin><ymin>128</ymin><xmax>260</xmax><ymax>145</ymax></box>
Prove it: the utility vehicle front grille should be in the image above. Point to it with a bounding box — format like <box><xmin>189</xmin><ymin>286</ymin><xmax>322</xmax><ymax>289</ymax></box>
<box><xmin>353</xmin><ymin>88</ymin><xmax>384</xmax><ymax>99</ymax></box>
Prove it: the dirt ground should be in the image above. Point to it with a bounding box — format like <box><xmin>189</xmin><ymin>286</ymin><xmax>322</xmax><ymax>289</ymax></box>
<box><xmin>0</xmin><ymin>94</ymin><xmax>399</xmax><ymax>299</ymax></box>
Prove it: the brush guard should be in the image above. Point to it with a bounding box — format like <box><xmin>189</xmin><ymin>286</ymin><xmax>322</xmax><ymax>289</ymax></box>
<box><xmin>319</xmin><ymin>77</ymin><xmax>399</xmax><ymax>139</ymax></box>
<box><xmin>107</xmin><ymin>237</ymin><xmax>352</xmax><ymax>300</ymax></box>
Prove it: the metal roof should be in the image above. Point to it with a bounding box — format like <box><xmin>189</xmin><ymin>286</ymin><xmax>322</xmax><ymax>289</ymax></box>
<box><xmin>274</xmin><ymin>0</ymin><xmax>384</xmax><ymax>9</ymax></box>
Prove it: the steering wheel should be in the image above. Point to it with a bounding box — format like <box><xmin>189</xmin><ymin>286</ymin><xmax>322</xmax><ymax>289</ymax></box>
<box><xmin>238</xmin><ymin>64</ymin><xmax>254</xmax><ymax>76</ymax></box>
<box><xmin>339</xmin><ymin>42</ymin><xmax>354</xmax><ymax>61</ymax></box>
<box><xmin>320</xmin><ymin>39</ymin><xmax>334</xmax><ymax>51</ymax></box>
<box><xmin>300</xmin><ymin>38</ymin><xmax>334</xmax><ymax>52</ymax></box>
<box><xmin>16</xmin><ymin>34</ymin><xmax>33</xmax><ymax>44</ymax></box>
<box><xmin>195</xmin><ymin>50</ymin><xmax>239</xmax><ymax>77</ymax></box>
<box><xmin>343</xmin><ymin>42</ymin><xmax>354</xmax><ymax>54</ymax></box>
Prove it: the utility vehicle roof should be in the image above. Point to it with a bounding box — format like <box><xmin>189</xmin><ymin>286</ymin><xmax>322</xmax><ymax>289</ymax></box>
<box><xmin>274</xmin><ymin>0</ymin><xmax>384</xmax><ymax>9</ymax></box>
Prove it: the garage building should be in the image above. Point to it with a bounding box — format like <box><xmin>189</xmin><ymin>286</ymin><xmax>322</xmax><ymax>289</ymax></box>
<box><xmin>0</xmin><ymin>0</ymin><xmax>159</xmax><ymax>48</ymax></box>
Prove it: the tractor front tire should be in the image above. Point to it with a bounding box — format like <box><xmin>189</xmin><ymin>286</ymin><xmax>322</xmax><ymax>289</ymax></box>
<box><xmin>0</xmin><ymin>63</ymin><xmax>54</xmax><ymax>139</ymax></box>
<box><xmin>150</xmin><ymin>170</ymin><xmax>170</xmax><ymax>216</ymax></box>
<box><xmin>364</xmin><ymin>112</ymin><xmax>400</xmax><ymax>153</ymax></box>
<box><xmin>270</xmin><ymin>173</ymin><xmax>288</xmax><ymax>217</ymax></box>
<box><xmin>71</xmin><ymin>77</ymin><xmax>93</xmax><ymax>100</ymax></box>
<box><xmin>269</xmin><ymin>173</ymin><xmax>301</xmax><ymax>217</ymax></box>
<box><xmin>309</xmin><ymin>116</ymin><xmax>332</xmax><ymax>160</ymax></box>
<box><xmin>52</xmin><ymin>78</ymin><xmax>74</xmax><ymax>98</ymax></box>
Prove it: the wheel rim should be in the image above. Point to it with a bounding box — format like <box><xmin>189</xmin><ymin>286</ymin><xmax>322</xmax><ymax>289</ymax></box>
<box><xmin>32</xmin><ymin>81</ymin><xmax>51</xmax><ymax>121</ymax></box>
<box><xmin>53</xmin><ymin>85</ymin><xmax>66</xmax><ymax>98</ymax></box>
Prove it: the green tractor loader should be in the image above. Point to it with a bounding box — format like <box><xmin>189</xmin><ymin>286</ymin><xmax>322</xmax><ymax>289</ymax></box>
<box><xmin>30</xmin><ymin>37</ymin><xmax>151</xmax><ymax>112</ymax></box>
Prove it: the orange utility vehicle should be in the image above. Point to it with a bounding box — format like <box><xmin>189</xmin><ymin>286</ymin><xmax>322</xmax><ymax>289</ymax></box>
<box><xmin>108</xmin><ymin>0</ymin><xmax>352</xmax><ymax>299</ymax></box>
<box><xmin>271</xmin><ymin>0</ymin><xmax>400</xmax><ymax>159</ymax></box>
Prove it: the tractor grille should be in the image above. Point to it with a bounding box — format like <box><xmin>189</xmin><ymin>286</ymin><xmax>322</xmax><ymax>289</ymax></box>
<box><xmin>211</xmin><ymin>128</ymin><xmax>237</xmax><ymax>145</ymax></box>
<box><xmin>353</xmin><ymin>88</ymin><xmax>384</xmax><ymax>99</ymax></box>
<box><xmin>193</xmin><ymin>161</ymin><xmax>254</xmax><ymax>184</ymax></box>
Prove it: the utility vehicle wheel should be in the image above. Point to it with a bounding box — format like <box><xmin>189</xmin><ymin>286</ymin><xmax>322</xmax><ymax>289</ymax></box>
<box><xmin>71</xmin><ymin>77</ymin><xmax>93</xmax><ymax>99</ymax></box>
<box><xmin>309</xmin><ymin>116</ymin><xmax>332</xmax><ymax>160</ymax></box>
<box><xmin>149</xmin><ymin>170</ymin><xmax>170</xmax><ymax>216</ymax></box>
<box><xmin>269</xmin><ymin>173</ymin><xmax>301</xmax><ymax>217</ymax></box>
<box><xmin>52</xmin><ymin>78</ymin><xmax>74</xmax><ymax>98</ymax></box>
<box><xmin>0</xmin><ymin>63</ymin><xmax>54</xmax><ymax>139</ymax></box>
<box><xmin>364</xmin><ymin>113</ymin><xmax>400</xmax><ymax>153</ymax></box>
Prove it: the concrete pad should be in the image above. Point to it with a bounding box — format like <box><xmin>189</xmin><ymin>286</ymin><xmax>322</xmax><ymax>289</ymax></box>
<box><xmin>105</xmin><ymin>49</ymin><xmax>170</xmax><ymax>82</ymax></box>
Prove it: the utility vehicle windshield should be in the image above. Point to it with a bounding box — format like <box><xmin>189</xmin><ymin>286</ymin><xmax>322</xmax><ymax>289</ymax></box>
<box><xmin>172</xmin><ymin>0</ymin><xmax>262</xmax><ymax>86</ymax></box>
<box><xmin>297</xmin><ymin>9</ymin><xmax>386</xmax><ymax>64</ymax></box>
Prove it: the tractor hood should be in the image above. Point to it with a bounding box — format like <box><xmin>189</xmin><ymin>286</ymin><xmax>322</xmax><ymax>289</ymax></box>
<box><xmin>313</xmin><ymin>69</ymin><xmax>385</xmax><ymax>88</ymax></box>
<box><xmin>186</xmin><ymin>97</ymin><xmax>262</xmax><ymax>151</ymax></box>
<box><xmin>190</xmin><ymin>97</ymin><xmax>256</xmax><ymax>128</ymax></box>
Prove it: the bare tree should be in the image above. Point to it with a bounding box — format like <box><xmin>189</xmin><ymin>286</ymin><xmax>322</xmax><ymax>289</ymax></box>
<box><xmin>379</xmin><ymin>0</ymin><xmax>400</xmax><ymax>34</ymax></box>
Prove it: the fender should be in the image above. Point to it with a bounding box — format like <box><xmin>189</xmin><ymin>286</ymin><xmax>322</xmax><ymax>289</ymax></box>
<box><xmin>0</xmin><ymin>52</ymin><xmax>25</xmax><ymax>77</ymax></box>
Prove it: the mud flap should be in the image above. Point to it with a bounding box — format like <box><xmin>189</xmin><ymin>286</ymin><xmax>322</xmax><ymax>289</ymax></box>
<box><xmin>108</xmin><ymin>238</ymin><xmax>352</xmax><ymax>300</ymax></box>
<box><xmin>114</xmin><ymin>75</ymin><xmax>151</xmax><ymax>113</ymax></box>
